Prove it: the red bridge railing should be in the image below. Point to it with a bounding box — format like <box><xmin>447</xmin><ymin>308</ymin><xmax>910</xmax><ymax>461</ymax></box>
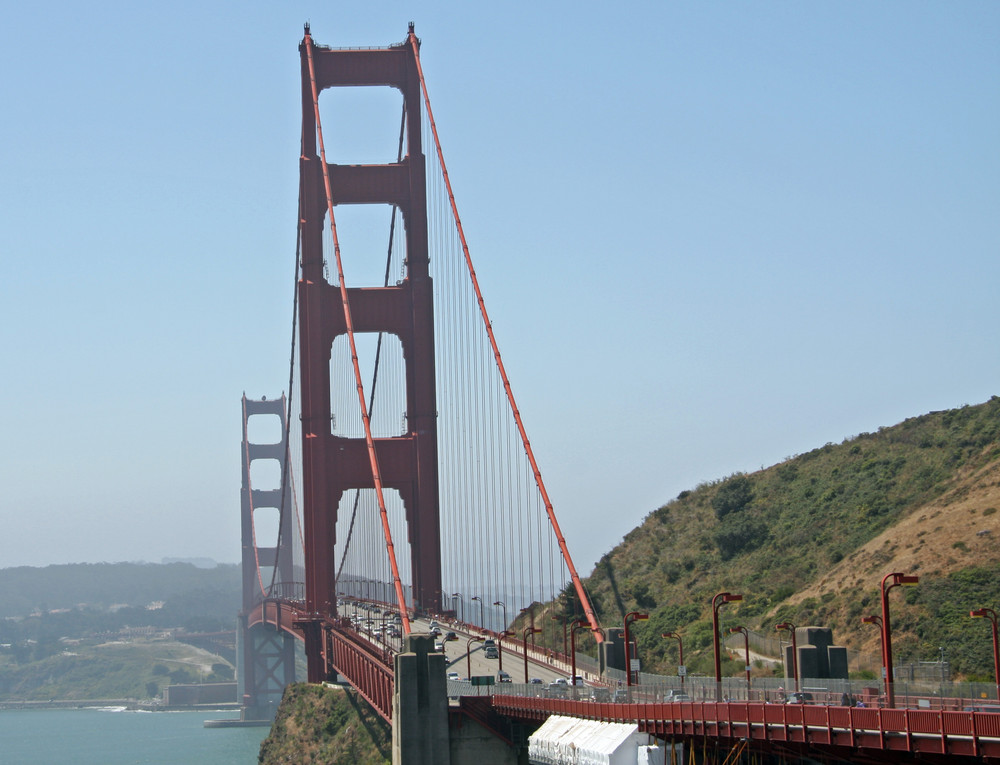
<box><xmin>491</xmin><ymin>695</ymin><xmax>1000</xmax><ymax>761</ymax></box>
<box><xmin>327</xmin><ymin>624</ymin><xmax>395</xmax><ymax>722</ymax></box>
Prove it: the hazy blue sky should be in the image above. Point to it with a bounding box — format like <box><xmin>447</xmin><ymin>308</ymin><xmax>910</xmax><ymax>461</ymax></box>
<box><xmin>1</xmin><ymin>2</ymin><xmax>997</xmax><ymax>575</ymax></box>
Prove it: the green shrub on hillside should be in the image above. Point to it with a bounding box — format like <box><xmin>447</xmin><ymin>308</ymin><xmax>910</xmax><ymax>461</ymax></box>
<box><xmin>712</xmin><ymin>475</ymin><xmax>754</xmax><ymax>519</ymax></box>
<box><xmin>713</xmin><ymin>514</ymin><xmax>769</xmax><ymax>560</ymax></box>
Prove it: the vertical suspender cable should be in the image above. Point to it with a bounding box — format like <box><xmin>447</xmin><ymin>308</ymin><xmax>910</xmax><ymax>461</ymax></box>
<box><xmin>304</xmin><ymin>37</ymin><xmax>411</xmax><ymax>635</ymax></box>
<box><xmin>408</xmin><ymin>30</ymin><xmax>601</xmax><ymax>641</ymax></box>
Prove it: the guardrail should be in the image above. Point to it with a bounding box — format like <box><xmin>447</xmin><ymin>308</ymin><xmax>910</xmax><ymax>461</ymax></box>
<box><xmin>457</xmin><ymin>673</ymin><xmax>1000</xmax><ymax>712</ymax></box>
<box><xmin>490</xmin><ymin>694</ymin><xmax>1000</xmax><ymax>760</ymax></box>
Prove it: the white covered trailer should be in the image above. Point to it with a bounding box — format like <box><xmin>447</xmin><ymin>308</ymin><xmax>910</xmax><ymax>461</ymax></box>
<box><xmin>527</xmin><ymin>715</ymin><xmax>652</xmax><ymax>765</ymax></box>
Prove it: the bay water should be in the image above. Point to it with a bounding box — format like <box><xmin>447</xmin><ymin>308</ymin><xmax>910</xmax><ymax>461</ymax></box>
<box><xmin>0</xmin><ymin>707</ymin><xmax>269</xmax><ymax>764</ymax></box>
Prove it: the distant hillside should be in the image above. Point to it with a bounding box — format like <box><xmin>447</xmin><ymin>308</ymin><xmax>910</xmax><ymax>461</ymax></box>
<box><xmin>0</xmin><ymin>638</ymin><xmax>233</xmax><ymax>701</ymax></box>
<box><xmin>0</xmin><ymin>562</ymin><xmax>241</xmax><ymax>651</ymax></box>
<box><xmin>534</xmin><ymin>397</ymin><xmax>1000</xmax><ymax>680</ymax></box>
<box><xmin>0</xmin><ymin>562</ymin><xmax>239</xmax><ymax>619</ymax></box>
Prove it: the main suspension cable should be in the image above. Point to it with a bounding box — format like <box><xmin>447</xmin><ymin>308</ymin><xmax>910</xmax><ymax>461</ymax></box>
<box><xmin>407</xmin><ymin>28</ymin><xmax>602</xmax><ymax>641</ymax></box>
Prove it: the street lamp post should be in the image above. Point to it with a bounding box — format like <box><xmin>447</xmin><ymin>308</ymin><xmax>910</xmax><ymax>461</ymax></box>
<box><xmin>712</xmin><ymin>592</ymin><xmax>743</xmax><ymax>699</ymax></box>
<box><xmin>471</xmin><ymin>596</ymin><xmax>484</xmax><ymax>631</ymax></box>
<box><xmin>493</xmin><ymin>601</ymin><xmax>507</xmax><ymax>632</ymax></box>
<box><xmin>523</xmin><ymin>627</ymin><xmax>542</xmax><ymax>683</ymax></box>
<box><xmin>661</xmin><ymin>632</ymin><xmax>684</xmax><ymax>692</ymax></box>
<box><xmin>497</xmin><ymin>630</ymin><xmax>514</xmax><ymax>674</ymax></box>
<box><xmin>775</xmin><ymin>622</ymin><xmax>798</xmax><ymax>692</ymax></box>
<box><xmin>860</xmin><ymin>613</ymin><xmax>884</xmax><ymax>699</ymax></box>
<box><xmin>451</xmin><ymin>592</ymin><xmax>463</xmax><ymax>624</ymax></box>
<box><xmin>520</xmin><ymin>606</ymin><xmax>536</xmax><ymax>646</ymax></box>
<box><xmin>466</xmin><ymin>635</ymin><xmax>485</xmax><ymax>680</ymax></box>
<box><xmin>729</xmin><ymin>626</ymin><xmax>751</xmax><ymax>692</ymax></box>
<box><xmin>624</xmin><ymin>612</ymin><xmax>649</xmax><ymax>687</ymax></box>
<box><xmin>571</xmin><ymin>619</ymin><xmax>587</xmax><ymax>686</ymax></box>
<box><xmin>971</xmin><ymin>608</ymin><xmax>1000</xmax><ymax>702</ymax></box>
<box><xmin>552</xmin><ymin>615</ymin><xmax>568</xmax><ymax>657</ymax></box>
<box><xmin>881</xmin><ymin>572</ymin><xmax>918</xmax><ymax>708</ymax></box>
<box><xmin>380</xmin><ymin>611</ymin><xmax>391</xmax><ymax>647</ymax></box>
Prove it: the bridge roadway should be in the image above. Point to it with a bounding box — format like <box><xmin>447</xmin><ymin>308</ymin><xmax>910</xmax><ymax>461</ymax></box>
<box><xmin>337</xmin><ymin>606</ymin><xmax>575</xmax><ymax>685</ymax></box>
<box><xmin>424</xmin><ymin>621</ymin><xmax>577</xmax><ymax>687</ymax></box>
<box><xmin>247</xmin><ymin>597</ymin><xmax>581</xmax><ymax>710</ymax></box>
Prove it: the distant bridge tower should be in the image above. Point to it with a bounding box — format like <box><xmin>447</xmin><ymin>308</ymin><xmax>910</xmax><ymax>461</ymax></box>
<box><xmin>238</xmin><ymin>394</ymin><xmax>298</xmax><ymax>721</ymax></box>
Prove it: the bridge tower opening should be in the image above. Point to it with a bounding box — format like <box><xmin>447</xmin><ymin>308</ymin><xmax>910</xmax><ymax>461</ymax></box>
<box><xmin>297</xmin><ymin>27</ymin><xmax>443</xmax><ymax>680</ymax></box>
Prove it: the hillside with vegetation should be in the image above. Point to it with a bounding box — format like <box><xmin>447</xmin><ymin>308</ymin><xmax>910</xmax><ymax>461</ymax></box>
<box><xmin>530</xmin><ymin>396</ymin><xmax>1000</xmax><ymax>681</ymax></box>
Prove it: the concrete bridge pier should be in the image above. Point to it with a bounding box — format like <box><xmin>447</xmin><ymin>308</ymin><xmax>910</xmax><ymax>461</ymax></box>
<box><xmin>393</xmin><ymin>633</ymin><xmax>452</xmax><ymax>765</ymax></box>
<box><xmin>393</xmin><ymin>633</ymin><xmax>521</xmax><ymax>765</ymax></box>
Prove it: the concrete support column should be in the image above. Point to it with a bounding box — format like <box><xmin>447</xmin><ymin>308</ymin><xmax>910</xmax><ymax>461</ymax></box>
<box><xmin>393</xmin><ymin>634</ymin><xmax>450</xmax><ymax>765</ymax></box>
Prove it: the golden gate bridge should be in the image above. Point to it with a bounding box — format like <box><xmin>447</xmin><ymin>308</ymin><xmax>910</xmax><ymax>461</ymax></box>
<box><xmin>231</xmin><ymin>24</ymin><xmax>1000</xmax><ymax>765</ymax></box>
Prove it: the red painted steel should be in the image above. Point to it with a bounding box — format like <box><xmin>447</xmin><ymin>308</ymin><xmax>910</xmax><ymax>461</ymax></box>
<box><xmin>296</xmin><ymin>25</ymin><xmax>443</xmax><ymax>679</ymax></box>
<box><xmin>406</xmin><ymin>28</ymin><xmax>603</xmax><ymax>644</ymax></box>
<box><xmin>247</xmin><ymin>599</ymin><xmax>302</xmax><ymax>634</ymax></box>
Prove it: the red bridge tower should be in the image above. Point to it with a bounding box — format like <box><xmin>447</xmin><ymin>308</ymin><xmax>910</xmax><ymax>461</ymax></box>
<box><xmin>297</xmin><ymin>26</ymin><xmax>442</xmax><ymax>680</ymax></box>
